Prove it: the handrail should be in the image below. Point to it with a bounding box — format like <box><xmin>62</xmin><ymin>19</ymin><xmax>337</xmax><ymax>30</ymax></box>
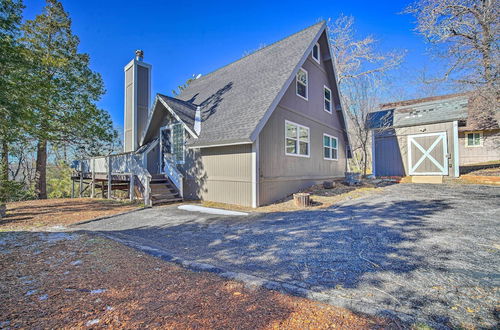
<box><xmin>75</xmin><ymin>152</ymin><xmax>152</xmax><ymax>206</ymax></box>
<box><xmin>163</xmin><ymin>154</ymin><xmax>183</xmax><ymax>198</ymax></box>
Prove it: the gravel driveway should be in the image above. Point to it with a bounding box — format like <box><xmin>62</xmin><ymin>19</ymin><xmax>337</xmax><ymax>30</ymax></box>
<box><xmin>75</xmin><ymin>183</ymin><xmax>500</xmax><ymax>328</ymax></box>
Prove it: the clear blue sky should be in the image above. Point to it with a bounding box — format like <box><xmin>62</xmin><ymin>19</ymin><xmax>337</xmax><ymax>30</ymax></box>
<box><xmin>23</xmin><ymin>0</ymin><xmax>439</xmax><ymax>130</ymax></box>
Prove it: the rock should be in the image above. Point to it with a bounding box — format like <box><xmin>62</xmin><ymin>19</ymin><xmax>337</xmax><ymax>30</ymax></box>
<box><xmin>323</xmin><ymin>181</ymin><xmax>335</xmax><ymax>189</ymax></box>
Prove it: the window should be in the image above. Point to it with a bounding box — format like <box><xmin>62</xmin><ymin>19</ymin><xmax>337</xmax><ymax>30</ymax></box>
<box><xmin>285</xmin><ymin>121</ymin><xmax>310</xmax><ymax>157</ymax></box>
<box><xmin>296</xmin><ymin>68</ymin><xmax>308</xmax><ymax>100</ymax></box>
<box><xmin>466</xmin><ymin>131</ymin><xmax>482</xmax><ymax>147</ymax></box>
<box><xmin>312</xmin><ymin>43</ymin><xmax>320</xmax><ymax>63</ymax></box>
<box><xmin>172</xmin><ymin>123</ymin><xmax>185</xmax><ymax>163</ymax></box>
<box><xmin>323</xmin><ymin>134</ymin><xmax>338</xmax><ymax>160</ymax></box>
<box><xmin>324</xmin><ymin>86</ymin><xmax>332</xmax><ymax>113</ymax></box>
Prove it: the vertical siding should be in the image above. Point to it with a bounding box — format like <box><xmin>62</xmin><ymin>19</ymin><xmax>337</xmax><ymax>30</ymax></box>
<box><xmin>124</xmin><ymin>66</ymin><xmax>134</xmax><ymax>152</ymax></box>
<box><xmin>458</xmin><ymin>129</ymin><xmax>500</xmax><ymax>165</ymax></box>
<box><xmin>136</xmin><ymin>65</ymin><xmax>150</xmax><ymax>148</ymax></box>
<box><xmin>183</xmin><ymin>144</ymin><xmax>253</xmax><ymax>207</ymax></box>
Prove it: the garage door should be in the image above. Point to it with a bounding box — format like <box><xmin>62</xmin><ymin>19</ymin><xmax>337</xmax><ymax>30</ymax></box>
<box><xmin>408</xmin><ymin>132</ymin><xmax>448</xmax><ymax>176</ymax></box>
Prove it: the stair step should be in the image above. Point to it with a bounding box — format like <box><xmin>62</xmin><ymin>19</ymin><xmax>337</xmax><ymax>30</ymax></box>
<box><xmin>151</xmin><ymin>192</ymin><xmax>179</xmax><ymax>199</ymax></box>
<box><xmin>152</xmin><ymin>197</ymin><xmax>183</xmax><ymax>205</ymax></box>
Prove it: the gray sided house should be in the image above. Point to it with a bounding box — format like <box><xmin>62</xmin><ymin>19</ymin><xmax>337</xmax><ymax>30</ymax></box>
<box><xmin>368</xmin><ymin>93</ymin><xmax>500</xmax><ymax>179</ymax></box>
<box><xmin>120</xmin><ymin>21</ymin><xmax>349</xmax><ymax>207</ymax></box>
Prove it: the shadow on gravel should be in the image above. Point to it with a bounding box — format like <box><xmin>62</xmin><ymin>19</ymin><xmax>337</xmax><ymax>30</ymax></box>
<box><xmin>73</xmin><ymin>198</ymin><xmax>469</xmax><ymax>327</ymax></box>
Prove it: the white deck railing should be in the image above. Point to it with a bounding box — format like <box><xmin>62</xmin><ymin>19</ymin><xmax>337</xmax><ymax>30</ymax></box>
<box><xmin>163</xmin><ymin>154</ymin><xmax>183</xmax><ymax>198</ymax></box>
<box><xmin>77</xmin><ymin>152</ymin><xmax>152</xmax><ymax>206</ymax></box>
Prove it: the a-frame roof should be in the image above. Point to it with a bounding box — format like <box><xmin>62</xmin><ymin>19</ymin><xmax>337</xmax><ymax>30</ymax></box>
<box><xmin>141</xmin><ymin>21</ymin><xmax>345</xmax><ymax>148</ymax></box>
<box><xmin>176</xmin><ymin>21</ymin><xmax>326</xmax><ymax>147</ymax></box>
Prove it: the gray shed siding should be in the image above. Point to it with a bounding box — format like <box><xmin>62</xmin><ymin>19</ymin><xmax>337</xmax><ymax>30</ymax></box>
<box><xmin>258</xmin><ymin>53</ymin><xmax>347</xmax><ymax>206</ymax></box>
<box><xmin>374</xmin><ymin>122</ymin><xmax>457</xmax><ymax>177</ymax></box>
<box><xmin>458</xmin><ymin>129</ymin><xmax>500</xmax><ymax>165</ymax></box>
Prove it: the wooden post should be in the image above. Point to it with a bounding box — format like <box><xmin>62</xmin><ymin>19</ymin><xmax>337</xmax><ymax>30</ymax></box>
<box><xmin>91</xmin><ymin>158</ymin><xmax>96</xmax><ymax>198</ymax></box>
<box><xmin>101</xmin><ymin>181</ymin><xmax>105</xmax><ymax>198</ymax></box>
<box><xmin>107</xmin><ymin>156</ymin><xmax>112</xmax><ymax>199</ymax></box>
<box><xmin>144</xmin><ymin>176</ymin><xmax>151</xmax><ymax>206</ymax></box>
<box><xmin>129</xmin><ymin>173</ymin><xmax>135</xmax><ymax>201</ymax></box>
<box><xmin>79</xmin><ymin>160</ymin><xmax>83</xmax><ymax>198</ymax></box>
<box><xmin>293</xmin><ymin>193</ymin><xmax>311</xmax><ymax>207</ymax></box>
<box><xmin>71</xmin><ymin>178</ymin><xmax>75</xmax><ymax>198</ymax></box>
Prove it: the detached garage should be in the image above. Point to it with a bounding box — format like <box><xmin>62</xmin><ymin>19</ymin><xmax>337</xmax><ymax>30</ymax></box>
<box><xmin>368</xmin><ymin>93</ymin><xmax>500</xmax><ymax>180</ymax></box>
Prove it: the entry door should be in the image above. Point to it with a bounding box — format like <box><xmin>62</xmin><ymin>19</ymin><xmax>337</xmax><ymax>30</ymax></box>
<box><xmin>407</xmin><ymin>132</ymin><xmax>448</xmax><ymax>176</ymax></box>
<box><xmin>159</xmin><ymin>126</ymin><xmax>171</xmax><ymax>173</ymax></box>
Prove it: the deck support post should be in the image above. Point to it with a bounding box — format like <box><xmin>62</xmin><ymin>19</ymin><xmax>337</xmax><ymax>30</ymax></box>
<box><xmin>71</xmin><ymin>178</ymin><xmax>75</xmax><ymax>198</ymax></box>
<box><xmin>91</xmin><ymin>158</ymin><xmax>96</xmax><ymax>198</ymax></box>
<box><xmin>79</xmin><ymin>160</ymin><xmax>83</xmax><ymax>197</ymax></box>
<box><xmin>129</xmin><ymin>173</ymin><xmax>135</xmax><ymax>201</ymax></box>
<box><xmin>107</xmin><ymin>156</ymin><xmax>112</xmax><ymax>199</ymax></box>
<box><xmin>101</xmin><ymin>181</ymin><xmax>105</xmax><ymax>198</ymax></box>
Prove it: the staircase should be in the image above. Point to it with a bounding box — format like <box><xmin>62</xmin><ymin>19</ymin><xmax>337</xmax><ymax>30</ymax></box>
<box><xmin>150</xmin><ymin>174</ymin><xmax>183</xmax><ymax>205</ymax></box>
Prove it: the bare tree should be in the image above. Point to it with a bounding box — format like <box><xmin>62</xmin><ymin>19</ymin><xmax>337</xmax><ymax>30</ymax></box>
<box><xmin>328</xmin><ymin>15</ymin><xmax>405</xmax><ymax>175</ymax></box>
<box><xmin>405</xmin><ymin>0</ymin><xmax>499</xmax><ymax>126</ymax></box>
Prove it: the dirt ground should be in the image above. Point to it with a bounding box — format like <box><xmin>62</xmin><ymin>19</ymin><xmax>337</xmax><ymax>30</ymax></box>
<box><xmin>0</xmin><ymin>232</ymin><xmax>401</xmax><ymax>329</ymax></box>
<box><xmin>202</xmin><ymin>179</ymin><xmax>392</xmax><ymax>213</ymax></box>
<box><xmin>1</xmin><ymin>198</ymin><xmax>140</xmax><ymax>231</ymax></box>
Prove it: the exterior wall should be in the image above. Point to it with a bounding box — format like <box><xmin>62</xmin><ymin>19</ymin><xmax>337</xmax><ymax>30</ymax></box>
<box><xmin>258</xmin><ymin>45</ymin><xmax>347</xmax><ymax>206</ymax></box>
<box><xmin>459</xmin><ymin>129</ymin><xmax>500</xmax><ymax>165</ymax></box>
<box><xmin>374</xmin><ymin>121</ymin><xmax>457</xmax><ymax>177</ymax></box>
<box><xmin>124</xmin><ymin>66</ymin><xmax>134</xmax><ymax>152</ymax></box>
<box><xmin>183</xmin><ymin>144</ymin><xmax>253</xmax><ymax>207</ymax></box>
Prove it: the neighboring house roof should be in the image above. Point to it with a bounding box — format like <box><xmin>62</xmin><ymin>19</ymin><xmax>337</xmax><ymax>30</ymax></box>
<box><xmin>368</xmin><ymin>93</ymin><xmax>469</xmax><ymax>129</ymax></box>
<box><xmin>142</xmin><ymin>21</ymin><xmax>327</xmax><ymax>147</ymax></box>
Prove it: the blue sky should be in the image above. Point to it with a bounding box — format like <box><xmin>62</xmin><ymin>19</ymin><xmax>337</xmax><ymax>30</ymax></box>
<box><xmin>23</xmin><ymin>0</ymin><xmax>442</xmax><ymax>130</ymax></box>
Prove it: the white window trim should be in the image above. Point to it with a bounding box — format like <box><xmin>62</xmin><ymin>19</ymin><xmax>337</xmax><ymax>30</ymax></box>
<box><xmin>285</xmin><ymin>120</ymin><xmax>310</xmax><ymax>158</ymax></box>
<box><xmin>324</xmin><ymin>85</ymin><xmax>332</xmax><ymax>113</ymax></box>
<box><xmin>312</xmin><ymin>42</ymin><xmax>320</xmax><ymax>64</ymax></box>
<box><xmin>296</xmin><ymin>68</ymin><xmax>308</xmax><ymax>101</ymax></box>
<box><xmin>465</xmin><ymin>131</ymin><xmax>483</xmax><ymax>148</ymax></box>
<box><xmin>323</xmin><ymin>133</ymin><xmax>338</xmax><ymax>161</ymax></box>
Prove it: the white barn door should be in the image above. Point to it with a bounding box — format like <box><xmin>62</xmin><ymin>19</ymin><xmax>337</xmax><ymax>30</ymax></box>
<box><xmin>408</xmin><ymin>132</ymin><xmax>448</xmax><ymax>176</ymax></box>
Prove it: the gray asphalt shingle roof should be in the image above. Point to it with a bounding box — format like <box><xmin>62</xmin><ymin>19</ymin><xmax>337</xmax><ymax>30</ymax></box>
<box><xmin>368</xmin><ymin>94</ymin><xmax>469</xmax><ymax>129</ymax></box>
<box><xmin>172</xmin><ymin>21</ymin><xmax>325</xmax><ymax>147</ymax></box>
<box><xmin>157</xmin><ymin>94</ymin><xmax>197</xmax><ymax>133</ymax></box>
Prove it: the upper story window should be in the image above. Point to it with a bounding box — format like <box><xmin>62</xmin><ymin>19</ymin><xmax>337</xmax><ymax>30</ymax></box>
<box><xmin>323</xmin><ymin>134</ymin><xmax>338</xmax><ymax>160</ymax></box>
<box><xmin>296</xmin><ymin>68</ymin><xmax>308</xmax><ymax>100</ymax></box>
<box><xmin>312</xmin><ymin>42</ymin><xmax>320</xmax><ymax>64</ymax></box>
<box><xmin>324</xmin><ymin>86</ymin><xmax>332</xmax><ymax>113</ymax></box>
<box><xmin>172</xmin><ymin>123</ymin><xmax>185</xmax><ymax>163</ymax></box>
<box><xmin>285</xmin><ymin>120</ymin><xmax>310</xmax><ymax>157</ymax></box>
<box><xmin>466</xmin><ymin>131</ymin><xmax>482</xmax><ymax>147</ymax></box>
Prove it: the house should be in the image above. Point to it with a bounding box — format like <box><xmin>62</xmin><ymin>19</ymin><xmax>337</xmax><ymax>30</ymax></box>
<box><xmin>368</xmin><ymin>93</ymin><xmax>500</xmax><ymax>180</ymax></box>
<box><xmin>114</xmin><ymin>21</ymin><xmax>350</xmax><ymax>207</ymax></box>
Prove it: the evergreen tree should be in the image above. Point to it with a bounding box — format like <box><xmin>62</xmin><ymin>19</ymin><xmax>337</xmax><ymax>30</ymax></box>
<box><xmin>21</xmin><ymin>0</ymin><xmax>117</xmax><ymax>199</ymax></box>
<box><xmin>0</xmin><ymin>0</ymin><xmax>27</xmax><ymax>217</ymax></box>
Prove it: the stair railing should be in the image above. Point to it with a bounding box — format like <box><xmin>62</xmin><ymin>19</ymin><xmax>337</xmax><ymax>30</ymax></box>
<box><xmin>163</xmin><ymin>154</ymin><xmax>183</xmax><ymax>198</ymax></box>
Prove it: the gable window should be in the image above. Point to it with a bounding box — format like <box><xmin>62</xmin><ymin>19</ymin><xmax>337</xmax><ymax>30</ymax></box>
<box><xmin>312</xmin><ymin>42</ymin><xmax>320</xmax><ymax>64</ymax></box>
<box><xmin>323</xmin><ymin>134</ymin><xmax>338</xmax><ymax>160</ymax></box>
<box><xmin>465</xmin><ymin>131</ymin><xmax>482</xmax><ymax>147</ymax></box>
<box><xmin>324</xmin><ymin>86</ymin><xmax>332</xmax><ymax>113</ymax></box>
<box><xmin>285</xmin><ymin>120</ymin><xmax>310</xmax><ymax>157</ymax></box>
<box><xmin>172</xmin><ymin>123</ymin><xmax>185</xmax><ymax>163</ymax></box>
<box><xmin>296</xmin><ymin>68</ymin><xmax>308</xmax><ymax>100</ymax></box>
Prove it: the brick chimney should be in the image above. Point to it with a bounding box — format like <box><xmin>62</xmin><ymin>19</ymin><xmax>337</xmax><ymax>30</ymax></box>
<box><xmin>123</xmin><ymin>50</ymin><xmax>151</xmax><ymax>152</ymax></box>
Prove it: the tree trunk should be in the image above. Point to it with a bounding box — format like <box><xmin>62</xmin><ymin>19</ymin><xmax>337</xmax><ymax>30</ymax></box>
<box><xmin>0</xmin><ymin>139</ymin><xmax>8</xmax><ymax>218</ymax></box>
<box><xmin>35</xmin><ymin>140</ymin><xmax>48</xmax><ymax>199</ymax></box>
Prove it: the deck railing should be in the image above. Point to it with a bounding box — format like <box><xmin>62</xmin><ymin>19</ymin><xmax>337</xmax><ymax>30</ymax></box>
<box><xmin>76</xmin><ymin>152</ymin><xmax>152</xmax><ymax>206</ymax></box>
<box><xmin>163</xmin><ymin>154</ymin><xmax>183</xmax><ymax>198</ymax></box>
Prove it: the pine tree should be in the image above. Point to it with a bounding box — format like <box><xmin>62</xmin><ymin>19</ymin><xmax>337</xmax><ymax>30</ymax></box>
<box><xmin>0</xmin><ymin>0</ymin><xmax>27</xmax><ymax>216</ymax></box>
<box><xmin>22</xmin><ymin>0</ymin><xmax>117</xmax><ymax>199</ymax></box>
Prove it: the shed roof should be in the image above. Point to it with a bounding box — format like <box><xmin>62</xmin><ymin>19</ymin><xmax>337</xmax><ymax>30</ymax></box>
<box><xmin>368</xmin><ymin>94</ymin><xmax>469</xmax><ymax>129</ymax></box>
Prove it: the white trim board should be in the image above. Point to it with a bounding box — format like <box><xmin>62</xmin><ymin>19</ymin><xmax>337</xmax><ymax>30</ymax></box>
<box><xmin>407</xmin><ymin>132</ymin><xmax>448</xmax><ymax>176</ymax></box>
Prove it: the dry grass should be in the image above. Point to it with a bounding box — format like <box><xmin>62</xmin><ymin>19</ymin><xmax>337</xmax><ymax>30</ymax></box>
<box><xmin>0</xmin><ymin>232</ymin><xmax>401</xmax><ymax>329</ymax></box>
<box><xmin>1</xmin><ymin>198</ymin><xmax>140</xmax><ymax>231</ymax></box>
<box><xmin>202</xmin><ymin>179</ymin><xmax>384</xmax><ymax>213</ymax></box>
